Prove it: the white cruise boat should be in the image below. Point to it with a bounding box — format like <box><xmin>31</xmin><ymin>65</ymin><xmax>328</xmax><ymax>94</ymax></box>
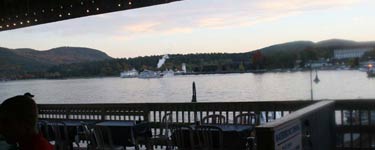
<box><xmin>120</xmin><ymin>69</ymin><xmax>139</xmax><ymax>78</ymax></box>
<box><xmin>138</xmin><ymin>70</ymin><xmax>162</xmax><ymax>79</ymax></box>
<box><xmin>162</xmin><ymin>69</ymin><xmax>175</xmax><ymax>77</ymax></box>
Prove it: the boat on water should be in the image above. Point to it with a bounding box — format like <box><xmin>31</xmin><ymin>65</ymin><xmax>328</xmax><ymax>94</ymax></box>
<box><xmin>138</xmin><ymin>70</ymin><xmax>162</xmax><ymax>79</ymax></box>
<box><xmin>162</xmin><ymin>69</ymin><xmax>175</xmax><ymax>77</ymax></box>
<box><xmin>120</xmin><ymin>69</ymin><xmax>139</xmax><ymax>78</ymax></box>
<box><xmin>367</xmin><ymin>64</ymin><xmax>375</xmax><ymax>77</ymax></box>
<box><xmin>368</xmin><ymin>68</ymin><xmax>375</xmax><ymax>77</ymax></box>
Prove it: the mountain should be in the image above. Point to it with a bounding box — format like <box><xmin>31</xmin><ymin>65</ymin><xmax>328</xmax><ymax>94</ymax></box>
<box><xmin>316</xmin><ymin>39</ymin><xmax>375</xmax><ymax>48</ymax></box>
<box><xmin>11</xmin><ymin>47</ymin><xmax>112</xmax><ymax>65</ymax></box>
<box><xmin>0</xmin><ymin>47</ymin><xmax>112</xmax><ymax>76</ymax></box>
<box><xmin>256</xmin><ymin>41</ymin><xmax>315</xmax><ymax>55</ymax></box>
<box><xmin>256</xmin><ymin>39</ymin><xmax>375</xmax><ymax>56</ymax></box>
<box><xmin>0</xmin><ymin>48</ymin><xmax>50</xmax><ymax>74</ymax></box>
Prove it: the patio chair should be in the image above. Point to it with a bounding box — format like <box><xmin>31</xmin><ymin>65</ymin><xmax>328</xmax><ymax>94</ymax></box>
<box><xmin>202</xmin><ymin>114</ymin><xmax>226</xmax><ymax>124</ymax></box>
<box><xmin>37</xmin><ymin>120</ymin><xmax>52</xmax><ymax>141</ymax></box>
<box><xmin>92</xmin><ymin>126</ymin><xmax>124</xmax><ymax>150</ymax></box>
<box><xmin>234</xmin><ymin>113</ymin><xmax>257</xmax><ymax>126</ymax></box>
<box><xmin>49</xmin><ymin>121</ymin><xmax>72</xmax><ymax>150</ymax></box>
<box><xmin>79</xmin><ymin>122</ymin><xmax>96</xmax><ymax>150</ymax></box>
<box><xmin>170</xmin><ymin>124</ymin><xmax>194</xmax><ymax>150</ymax></box>
<box><xmin>234</xmin><ymin>113</ymin><xmax>257</xmax><ymax>150</ymax></box>
<box><xmin>148</xmin><ymin>113</ymin><xmax>173</xmax><ymax>150</ymax></box>
<box><xmin>195</xmin><ymin>125</ymin><xmax>223</xmax><ymax>150</ymax></box>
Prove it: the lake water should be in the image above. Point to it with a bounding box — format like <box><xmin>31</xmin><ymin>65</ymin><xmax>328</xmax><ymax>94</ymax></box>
<box><xmin>1</xmin><ymin>70</ymin><xmax>375</xmax><ymax>104</ymax></box>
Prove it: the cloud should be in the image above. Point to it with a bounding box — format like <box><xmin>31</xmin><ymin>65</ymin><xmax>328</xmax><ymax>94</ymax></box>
<box><xmin>110</xmin><ymin>0</ymin><xmax>362</xmax><ymax>39</ymax></box>
<box><xmin>259</xmin><ymin>0</ymin><xmax>360</xmax><ymax>11</ymax></box>
<box><xmin>123</xmin><ymin>22</ymin><xmax>161</xmax><ymax>33</ymax></box>
<box><xmin>5</xmin><ymin>0</ymin><xmax>363</xmax><ymax>42</ymax></box>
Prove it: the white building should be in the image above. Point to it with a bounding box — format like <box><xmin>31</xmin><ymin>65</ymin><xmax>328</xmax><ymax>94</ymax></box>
<box><xmin>334</xmin><ymin>48</ymin><xmax>372</xmax><ymax>59</ymax></box>
<box><xmin>305</xmin><ymin>59</ymin><xmax>330</xmax><ymax>68</ymax></box>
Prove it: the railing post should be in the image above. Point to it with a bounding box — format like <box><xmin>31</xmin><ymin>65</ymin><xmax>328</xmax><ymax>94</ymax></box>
<box><xmin>66</xmin><ymin>106</ymin><xmax>70</xmax><ymax>120</ymax></box>
<box><xmin>144</xmin><ymin>105</ymin><xmax>150</xmax><ymax>122</ymax></box>
<box><xmin>101</xmin><ymin>108</ymin><xmax>106</xmax><ymax>121</ymax></box>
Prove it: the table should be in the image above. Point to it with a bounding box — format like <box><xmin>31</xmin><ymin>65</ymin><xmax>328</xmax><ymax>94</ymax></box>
<box><xmin>177</xmin><ymin>124</ymin><xmax>253</xmax><ymax>150</ymax></box>
<box><xmin>95</xmin><ymin>121</ymin><xmax>151</xmax><ymax>147</ymax></box>
<box><xmin>39</xmin><ymin>120</ymin><xmax>88</xmax><ymax>149</ymax></box>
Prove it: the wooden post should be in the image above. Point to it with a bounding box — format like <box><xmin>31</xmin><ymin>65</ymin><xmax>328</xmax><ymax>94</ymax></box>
<box><xmin>192</xmin><ymin>82</ymin><xmax>197</xmax><ymax>103</ymax></box>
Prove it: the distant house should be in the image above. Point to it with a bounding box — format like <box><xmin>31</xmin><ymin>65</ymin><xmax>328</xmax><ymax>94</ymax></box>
<box><xmin>305</xmin><ymin>59</ymin><xmax>330</xmax><ymax>68</ymax></box>
<box><xmin>334</xmin><ymin>48</ymin><xmax>372</xmax><ymax>59</ymax></box>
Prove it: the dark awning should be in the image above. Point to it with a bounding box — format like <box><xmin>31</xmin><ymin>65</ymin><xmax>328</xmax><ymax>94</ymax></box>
<box><xmin>0</xmin><ymin>0</ymin><xmax>181</xmax><ymax>32</ymax></box>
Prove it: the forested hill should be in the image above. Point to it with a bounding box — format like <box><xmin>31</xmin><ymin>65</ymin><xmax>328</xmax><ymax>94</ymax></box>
<box><xmin>11</xmin><ymin>47</ymin><xmax>112</xmax><ymax>65</ymax></box>
<box><xmin>47</xmin><ymin>39</ymin><xmax>375</xmax><ymax>78</ymax></box>
<box><xmin>0</xmin><ymin>47</ymin><xmax>112</xmax><ymax>78</ymax></box>
<box><xmin>1</xmin><ymin>39</ymin><xmax>375</xmax><ymax>79</ymax></box>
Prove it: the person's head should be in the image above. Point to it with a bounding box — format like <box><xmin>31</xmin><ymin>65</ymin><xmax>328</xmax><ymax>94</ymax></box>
<box><xmin>0</xmin><ymin>95</ymin><xmax>38</xmax><ymax>144</ymax></box>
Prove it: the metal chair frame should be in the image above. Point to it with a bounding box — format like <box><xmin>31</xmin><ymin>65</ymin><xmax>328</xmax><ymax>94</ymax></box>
<box><xmin>234</xmin><ymin>113</ymin><xmax>258</xmax><ymax>126</ymax></box>
<box><xmin>170</xmin><ymin>124</ymin><xmax>194</xmax><ymax>150</ymax></box>
<box><xmin>195</xmin><ymin>125</ymin><xmax>223</xmax><ymax>150</ymax></box>
<box><xmin>234</xmin><ymin>113</ymin><xmax>258</xmax><ymax>150</ymax></box>
<box><xmin>49</xmin><ymin>121</ymin><xmax>72</xmax><ymax>150</ymax></box>
<box><xmin>149</xmin><ymin>112</ymin><xmax>173</xmax><ymax>149</ymax></box>
<box><xmin>202</xmin><ymin>114</ymin><xmax>226</xmax><ymax>124</ymax></box>
<box><xmin>92</xmin><ymin>125</ymin><xmax>124</xmax><ymax>150</ymax></box>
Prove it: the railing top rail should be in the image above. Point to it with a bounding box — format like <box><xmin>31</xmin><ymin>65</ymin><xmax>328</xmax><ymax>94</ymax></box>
<box><xmin>257</xmin><ymin>100</ymin><xmax>335</xmax><ymax>128</ymax></box>
<box><xmin>335</xmin><ymin>99</ymin><xmax>375</xmax><ymax>109</ymax></box>
<box><xmin>37</xmin><ymin>101</ymin><xmax>315</xmax><ymax>112</ymax></box>
<box><xmin>36</xmin><ymin>99</ymin><xmax>375</xmax><ymax>105</ymax></box>
<box><xmin>38</xmin><ymin>100</ymin><xmax>315</xmax><ymax>106</ymax></box>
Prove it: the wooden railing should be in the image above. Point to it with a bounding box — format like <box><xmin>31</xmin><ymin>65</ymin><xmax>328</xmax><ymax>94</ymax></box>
<box><xmin>38</xmin><ymin>101</ymin><xmax>314</xmax><ymax>136</ymax></box>
<box><xmin>335</xmin><ymin>100</ymin><xmax>375</xmax><ymax>150</ymax></box>
<box><xmin>39</xmin><ymin>100</ymin><xmax>375</xmax><ymax>149</ymax></box>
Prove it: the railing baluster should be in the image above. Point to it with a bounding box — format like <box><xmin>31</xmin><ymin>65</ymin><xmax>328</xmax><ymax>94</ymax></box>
<box><xmin>350</xmin><ymin>110</ymin><xmax>353</xmax><ymax>148</ymax></box>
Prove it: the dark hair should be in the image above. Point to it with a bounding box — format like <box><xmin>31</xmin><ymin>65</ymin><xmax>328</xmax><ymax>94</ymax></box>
<box><xmin>0</xmin><ymin>95</ymin><xmax>38</xmax><ymax>127</ymax></box>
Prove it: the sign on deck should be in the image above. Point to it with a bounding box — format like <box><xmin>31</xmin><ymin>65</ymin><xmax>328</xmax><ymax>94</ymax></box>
<box><xmin>274</xmin><ymin>120</ymin><xmax>302</xmax><ymax>150</ymax></box>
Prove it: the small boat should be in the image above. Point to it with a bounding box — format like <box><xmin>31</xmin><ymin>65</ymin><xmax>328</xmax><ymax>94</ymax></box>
<box><xmin>120</xmin><ymin>69</ymin><xmax>138</xmax><ymax>78</ymax></box>
<box><xmin>368</xmin><ymin>69</ymin><xmax>375</xmax><ymax>77</ymax></box>
<box><xmin>138</xmin><ymin>70</ymin><xmax>162</xmax><ymax>79</ymax></box>
<box><xmin>367</xmin><ymin>64</ymin><xmax>375</xmax><ymax>77</ymax></box>
<box><xmin>162</xmin><ymin>69</ymin><xmax>175</xmax><ymax>77</ymax></box>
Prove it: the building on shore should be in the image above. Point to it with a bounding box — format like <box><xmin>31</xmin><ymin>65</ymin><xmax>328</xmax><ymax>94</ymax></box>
<box><xmin>305</xmin><ymin>59</ymin><xmax>331</xmax><ymax>68</ymax></box>
<box><xmin>334</xmin><ymin>48</ymin><xmax>372</xmax><ymax>59</ymax></box>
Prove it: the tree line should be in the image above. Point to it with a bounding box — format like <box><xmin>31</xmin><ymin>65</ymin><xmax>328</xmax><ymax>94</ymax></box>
<box><xmin>2</xmin><ymin>47</ymin><xmax>375</xmax><ymax>80</ymax></box>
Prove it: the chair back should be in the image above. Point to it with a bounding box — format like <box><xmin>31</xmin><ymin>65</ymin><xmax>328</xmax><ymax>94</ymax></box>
<box><xmin>170</xmin><ymin>124</ymin><xmax>194</xmax><ymax>149</ymax></box>
<box><xmin>92</xmin><ymin>126</ymin><xmax>115</xmax><ymax>149</ymax></box>
<box><xmin>234</xmin><ymin>113</ymin><xmax>257</xmax><ymax>126</ymax></box>
<box><xmin>50</xmin><ymin>121</ymin><xmax>71</xmax><ymax>150</ymax></box>
<box><xmin>202</xmin><ymin>114</ymin><xmax>226</xmax><ymax>124</ymax></box>
<box><xmin>159</xmin><ymin>113</ymin><xmax>173</xmax><ymax>137</ymax></box>
<box><xmin>195</xmin><ymin>125</ymin><xmax>223</xmax><ymax>150</ymax></box>
<box><xmin>81</xmin><ymin>122</ymin><xmax>95</xmax><ymax>147</ymax></box>
<box><xmin>37</xmin><ymin>120</ymin><xmax>51</xmax><ymax>141</ymax></box>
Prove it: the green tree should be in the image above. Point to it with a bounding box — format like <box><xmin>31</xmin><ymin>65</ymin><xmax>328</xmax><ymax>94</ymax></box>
<box><xmin>239</xmin><ymin>62</ymin><xmax>245</xmax><ymax>72</ymax></box>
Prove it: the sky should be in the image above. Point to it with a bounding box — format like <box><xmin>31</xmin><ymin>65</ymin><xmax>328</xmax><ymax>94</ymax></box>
<box><xmin>0</xmin><ymin>0</ymin><xmax>374</xmax><ymax>58</ymax></box>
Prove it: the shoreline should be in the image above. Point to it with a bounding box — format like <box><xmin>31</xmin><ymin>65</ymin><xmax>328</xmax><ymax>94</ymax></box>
<box><xmin>0</xmin><ymin>68</ymin><xmax>363</xmax><ymax>82</ymax></box>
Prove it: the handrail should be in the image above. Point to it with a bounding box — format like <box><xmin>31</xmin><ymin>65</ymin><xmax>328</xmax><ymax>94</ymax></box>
<box><xmin>38</xmin><ymin>101</ymin><xmax>314</xmax><ymax>122</ymax></box>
